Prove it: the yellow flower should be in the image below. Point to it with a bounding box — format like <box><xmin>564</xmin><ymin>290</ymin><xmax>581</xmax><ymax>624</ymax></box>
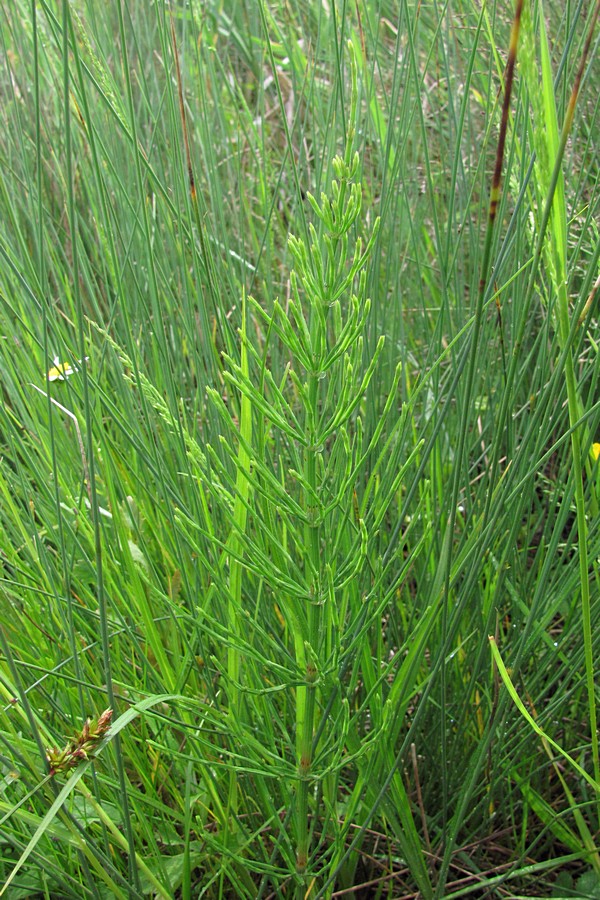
<box><xmin>592</xmin><ymin>443</ymin><xmax>600</xmax><ymax>461</ymax></box>
<box><xmin>46</xmin><ymin>355</ymin><xmax>88</xmax><ymax>382</ymax></box>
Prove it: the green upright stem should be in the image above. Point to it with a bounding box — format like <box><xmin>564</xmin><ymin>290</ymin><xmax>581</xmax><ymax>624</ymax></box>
<box><xmin>227</xmin><ymin>292</ymin><xmax>253</xmax><ymax>823</ymax></box>
<box><xmin>292</xmin><ymin>42</ymin><xmax>368</xmax><ymax>889</ymax></box>
<box><xmin>296</xmin><ymin>348</ymin><xmax>323</xmax><ymax>884</ymax></box>
<box><xmin>557</xmin><ymin>285</ymin><xmax>600</xmax><ymax>808</ymax></box>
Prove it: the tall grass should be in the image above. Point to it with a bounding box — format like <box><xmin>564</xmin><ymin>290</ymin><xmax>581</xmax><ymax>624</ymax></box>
<box><xmin>0</xmin><ymin>1</ymin><xmax>599</xmax><ymax>897</ymax></box>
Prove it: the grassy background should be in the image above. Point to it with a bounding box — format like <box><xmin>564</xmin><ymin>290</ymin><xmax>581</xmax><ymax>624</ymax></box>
<box><xmin>0</xmin><ymin>1</ymin><xmax>599</xmax><ymax>897</ymax></box>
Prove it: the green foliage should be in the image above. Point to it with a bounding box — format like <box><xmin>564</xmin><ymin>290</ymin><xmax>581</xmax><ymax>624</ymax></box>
<box><xmin>0</xmin><ymin>1</ymin><xmax>598</xmax><ymax>898</ymax></box>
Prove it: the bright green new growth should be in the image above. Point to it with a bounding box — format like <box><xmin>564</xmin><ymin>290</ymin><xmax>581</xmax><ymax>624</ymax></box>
<box><xmin>191</xmin><ymin>44</ymin><xmax>396</xmax><ymax>892</ymax></box>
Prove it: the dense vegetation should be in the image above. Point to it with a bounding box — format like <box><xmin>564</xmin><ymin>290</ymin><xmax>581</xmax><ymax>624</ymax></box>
<box><xmin>0</xmin><ymin>1</ymin><xmax>598</xmax><ymax>897</ymax></box>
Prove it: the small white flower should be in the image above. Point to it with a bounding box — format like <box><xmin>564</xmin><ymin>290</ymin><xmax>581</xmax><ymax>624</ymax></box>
<box><xmin>47</xmin><ymin>356</ymin><xmax>89</xmax><ymax>382</ymax></box>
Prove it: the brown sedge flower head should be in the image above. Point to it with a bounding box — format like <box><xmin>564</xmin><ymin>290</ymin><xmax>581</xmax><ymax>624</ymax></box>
<box><xmin>46</xmin><ymin>709</ymin><xmax>113</xmax><ymax>776</ymax></box>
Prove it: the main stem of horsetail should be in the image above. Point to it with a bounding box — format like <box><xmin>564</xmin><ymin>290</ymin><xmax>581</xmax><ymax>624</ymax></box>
<box><xmin>295</xmin><ymin>358</ymin><xmax>321</xmax><ymax>879</ymax></box>
<box><xmin>292</xmin><ymin>44</ymin><xmax>361</xmax><ymax>887</ymax></box>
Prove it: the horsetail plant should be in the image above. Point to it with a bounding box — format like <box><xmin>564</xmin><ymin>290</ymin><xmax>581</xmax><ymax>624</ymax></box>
<box><xmin>286</xmin><ymin>150</ymin><xmax>381</xmax><ymax>889</ymax></box>
<box><xmin>206</xmin><ymin>43</ymin><xmax>396</xmax><ymax>895</ymax></box>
